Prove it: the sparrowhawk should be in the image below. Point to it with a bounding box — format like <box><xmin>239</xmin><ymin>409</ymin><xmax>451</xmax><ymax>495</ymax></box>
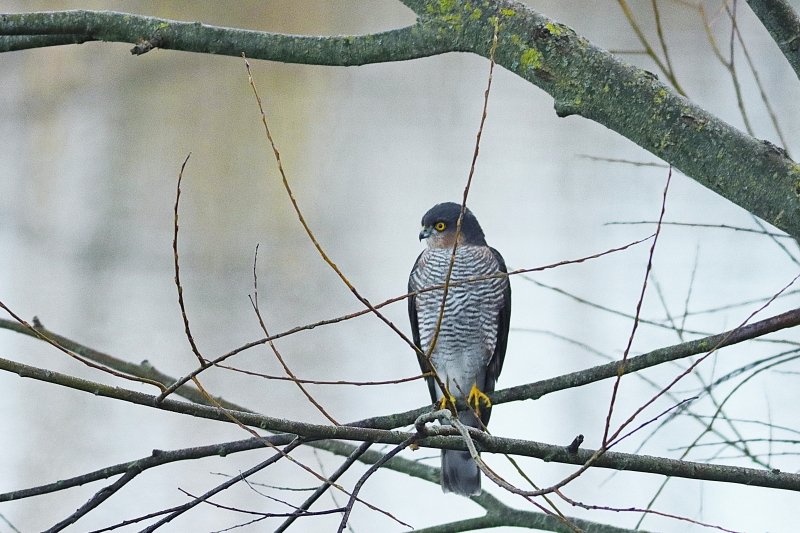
<box><xmin>408</xmin><ymin>202</ymin><xmax>511</xmax><ymax>496</ymax></box>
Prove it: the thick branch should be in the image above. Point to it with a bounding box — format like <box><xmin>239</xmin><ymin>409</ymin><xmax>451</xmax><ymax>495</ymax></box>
<box><xmin>452</xmin><ymin>1</ymin><xmax>800</xmax><ymax>238</ymax></box>
<box><xmin>0</xmin><ymin>318</ymin><xmax>253</xmax><ymax>412</ymax></box>
<box><xmin>351</xmin><ymin>306</ymin><xmax>800</xmax><ymax>428</ymax></box>
<box><xmin>1</xmin><ymin>435</ymin><xmax>651</xmax><ymax>533</ymax></box>
<box><xmin>1</xmin><ymin>5</ymin><xmax>799</xmax><ymax>237</ymax></box>
<box><xmin>3</xmin><ymin>306</ymin><xmax>798</xmax><ymax>433</ymax></box>
<box><xmin>492</xmin><ymin>306</ymin><xmax>800</xmax><ymax>404</ymax></box>
<box><xmin>745</xmin><ymin>0</ymin><xmax>800</xmax><ymax>80</ymax></box>
<box><xmin>1</xmin><ymin>355</ymin><xmax>799</xmax><ymax>493</ymax></box>
<box><xmin>0</xmin><ymin>10</ymin><xmax>449</xmax><ymax>65</ymax></box>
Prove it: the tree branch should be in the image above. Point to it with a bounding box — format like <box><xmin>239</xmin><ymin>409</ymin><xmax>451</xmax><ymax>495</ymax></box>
<box><xmin>745</xmin><ymin>0</ymin><xmax>800</xmax><ymax>80</ymax></box>
<box><xmin>0</xmin><ymin>10</ymin><xmax>448</xmax><ymax>65</ymax></box>
<box><xmin>4</xmin><ymin>3</ymin><xmax>797</xmax><ymax>239</ymax></box>
<box><xmin>350</xmin><ymin>306</ymin><xmax>800</xmax><ymax>428</ymax></box>
<box><xmin>0</xmin><ymin>318</ymin><xmax>252</xmax><ymax>413</ymax></box>
<box><xmin>1</xmin><ymin>354</ymin><xmax>798</xmax><ymax>493</ymax></box>
<box><xmin>2</xmin><ymin>434</ymin><xmax>654</xmax><ymax>533</ymax></box>
<box><xmin>5</xmin><ymin>305</ymin><xmax>796</xmax><ymax>437</ymax></box>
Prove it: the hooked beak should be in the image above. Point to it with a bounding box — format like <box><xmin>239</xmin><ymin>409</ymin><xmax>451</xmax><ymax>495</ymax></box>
<box><xmin>419</xmin><ymin>226</ymin><xmax>432</xmax><ymax>241</ymax></box>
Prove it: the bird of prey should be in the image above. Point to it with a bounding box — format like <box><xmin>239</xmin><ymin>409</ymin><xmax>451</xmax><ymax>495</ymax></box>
<box><xmin>408</xmin><ymin>202</ymin><xmax>511</xmax><ymax>496</ymax></box>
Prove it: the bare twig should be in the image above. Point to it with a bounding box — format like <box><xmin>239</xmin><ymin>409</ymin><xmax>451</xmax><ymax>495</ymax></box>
<box><xmin>0</xmin><ymin>302</ymin><xmax>166</xmax><ymax>392</ymax></box>
<box><xmin>605</xmin><ymin>220</ymin><xmax>794</xmax><ymax>239</ymax></box>
<box><xmin>603</xmin><ymin>168</ymin><xmax>672</xmax><ymax>445</ymax></box>
<box><xmin>556</xmin><ymin>491</ymin><xmax>742</xmax><ymax>533</ymax></box>
<box><xmin>140</xmin><ymin>438</ymin><xmax>305</xmax><ymax>533</ymax></box>
<box><xmin>243</xmin><ymin>54</ymin><xmax>422</xmax><ymax>361</ymax></box>
<box><xmin>155</xmin><ymin>235</ymin><xmax>654</xmax><ymax>402</ymax></box>
<box><xmin>176</xmin><ymin>488</ymin><xmax>344</xmax><ymax>518</ymax></box>
<box><xmin>275</xmin><ymin>442</ymin><xmax>372</xmax><ymax>533</ymax></box>
<box><xmin>215</xmin><ymin>362</ymin><xmax>431</xmax><ymax>386</ymax></box>
<box><xmin>250</xmin><ymin>245</ymin><xmax>339</xmax><ymax>425</ymax></box>
<box><xmin>336</xmin><ymin>436</ymin><xmax>417</xmax><ymax>533</ymax></box>
<box><xmin>173</xmin><ymin>153</ymin><xmax>207</xmax><ymax>365</ymax></box>
<box><xmin>616</xmin><ymin>0</ymin><xmax>687</xmax><ymax>94</ymax></box>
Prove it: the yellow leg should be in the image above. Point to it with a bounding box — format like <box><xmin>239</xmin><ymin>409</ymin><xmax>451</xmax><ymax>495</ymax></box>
<box><xmin>467</xmin><ymin>383</ymin><xmax>492</xmax><ymax>415</ymax></box>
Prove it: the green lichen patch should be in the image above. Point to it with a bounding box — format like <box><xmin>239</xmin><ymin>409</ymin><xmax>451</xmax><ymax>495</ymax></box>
<box><xmin>520</xmin><ymin>47</ymin><xmax>542</xmax><ymax>69</ymax></box>
<box><xmin>545</xmin><ymin>22</ymin><xmax>563</xmax><ymax>36</ymax></box>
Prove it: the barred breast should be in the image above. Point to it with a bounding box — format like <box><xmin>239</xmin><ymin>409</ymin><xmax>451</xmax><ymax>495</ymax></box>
<box><xmin>409</xmin><ymin>245</ymin><xmax>507</xmax><ymax>399</ymax></box>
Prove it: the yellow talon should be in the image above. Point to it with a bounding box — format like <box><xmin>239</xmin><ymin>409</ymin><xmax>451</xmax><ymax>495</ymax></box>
<box><xmin>438</xmin><ymin>393</ymin><xmax>456</xmax><ymax>410</ymax></box>
<box><xmin>467</xmin><ymin>384</ymin><xmax>492</xmax><ymax>414</ymax></box>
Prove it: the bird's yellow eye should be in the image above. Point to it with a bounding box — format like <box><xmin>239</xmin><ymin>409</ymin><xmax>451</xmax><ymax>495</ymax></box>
<box><xmin>435</xmin><ymin>222</ymin><xmax>446</xmax><ymax>231</ymax></box>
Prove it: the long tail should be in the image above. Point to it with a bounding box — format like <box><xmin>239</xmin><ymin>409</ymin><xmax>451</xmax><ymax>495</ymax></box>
<box><xmin>440</xmin><ymin>410</ymin><xmax>482</xmax><ymax>496</ymax></box>
<box><xmin>441</xmin><ymin>448</ymin><xmax>480</xmax><ymax>495</ymax></box>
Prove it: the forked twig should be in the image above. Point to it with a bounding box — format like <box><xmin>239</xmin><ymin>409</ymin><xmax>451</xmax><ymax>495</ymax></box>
<box><xmin>140</xmin><ymin>438</ymin><xmax>305</xmax><ymax>532</ymax></box>
<box><xmin>43</xmin><ymin>467</ymin><xmax>144</xmax><ymax>533</ymax></box>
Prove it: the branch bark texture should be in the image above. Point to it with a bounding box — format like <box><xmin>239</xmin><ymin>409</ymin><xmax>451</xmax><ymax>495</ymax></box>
<box><xmin>2</xmin><ymin>353</ymin><xmax>799</xmax><ymax>493</ymax></box>
<box><xmin>1</xmin><ymin>3</ymin><xmax>799</xmax><ymax>237</ymax></box>
<box><xmin>745</xmin><ymin>0</ymin><xmax>800</xmax><ymax>80</ymax></box>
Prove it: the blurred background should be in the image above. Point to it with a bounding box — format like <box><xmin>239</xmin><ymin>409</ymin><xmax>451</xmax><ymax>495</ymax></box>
<box><xmin>1</xmin><ymin>1</ymin><xmax>800</xmax><ymax>531</ymax></box>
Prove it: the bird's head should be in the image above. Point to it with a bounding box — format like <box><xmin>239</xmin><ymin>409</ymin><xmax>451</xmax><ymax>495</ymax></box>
<box><xmin>419</xmin><ymin>202</ymin><xmax>487</xmax><ymax>249</ymax></box>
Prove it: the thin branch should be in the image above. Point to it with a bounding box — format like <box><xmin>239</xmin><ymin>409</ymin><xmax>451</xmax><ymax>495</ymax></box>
<box><xmin>243</xmin><ymin>53</ymin><xmax>428</xmax><ymax>379</ymax></box>
<box><xmin>275</xmin><ymin>442</ymin><xmax>372</xmax><ymax>533</ymax></box>
<box><xmin>0</xmin><ymin>303</ymin><xmax>166</xmax><ymax>392</ymax></box>
<box><xmin>0</xmin><ymin>318</ymin><xmax>250</xmax><ymax>412</ymax></box>
<box><xmin>603</xmin><ymin>168</ymin><xmax>671</xmax><ymax>445</ymax></box>
<box><xmin>578</xmin><ymin>154</ymin><xmax>668</xmax><ymax>167</ymax></box>
<box><xmin>216</xmin><ymin>362</ymin><xmax>431</xmax><ymax>386</ymax></box>
<box><xmin>424</xmin><ymin>19</ymin><xmax>500</xmax><ymax>413</ymax></box>
<box><xmin>729</xmin><ymin>6</ymin><xmax>792</xmax><ymax>157</ymax></box>
<box><xmin>615</xmin><ymin>0</ymin><xmax>687</xmax><ymax>94</ymax></box>
<box><xmin>173</xmin><ymin>153</ymin><xmax>206</xmax><ymax>365</ymax></box>
<box><xmin>176</xmin><ymin>488</ymin><xmax>344</xmax><ymax>518</ymax></box>
<box><xmin>336</xmin><ymin>436</ymin><xmax>417</xmax><ymax>533</ymax></box>
<box><xmin>139</xmin><ymin>438</ymin><xmax>304</xmax><ymax>533</ymax></box>
<box><xmin>249</xmin><ymin>245</ymin><xmax>339</xmax><ymax>425</ymax></box>
<box><xmin>556</xmin><ymin>491</ymin><xmax>741</xmax><ymax>533</ymax></box>
<box><xmin>0</xmin><ymin>436</ymin><xmax>293</xmax><ymax>502</ymax></box>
